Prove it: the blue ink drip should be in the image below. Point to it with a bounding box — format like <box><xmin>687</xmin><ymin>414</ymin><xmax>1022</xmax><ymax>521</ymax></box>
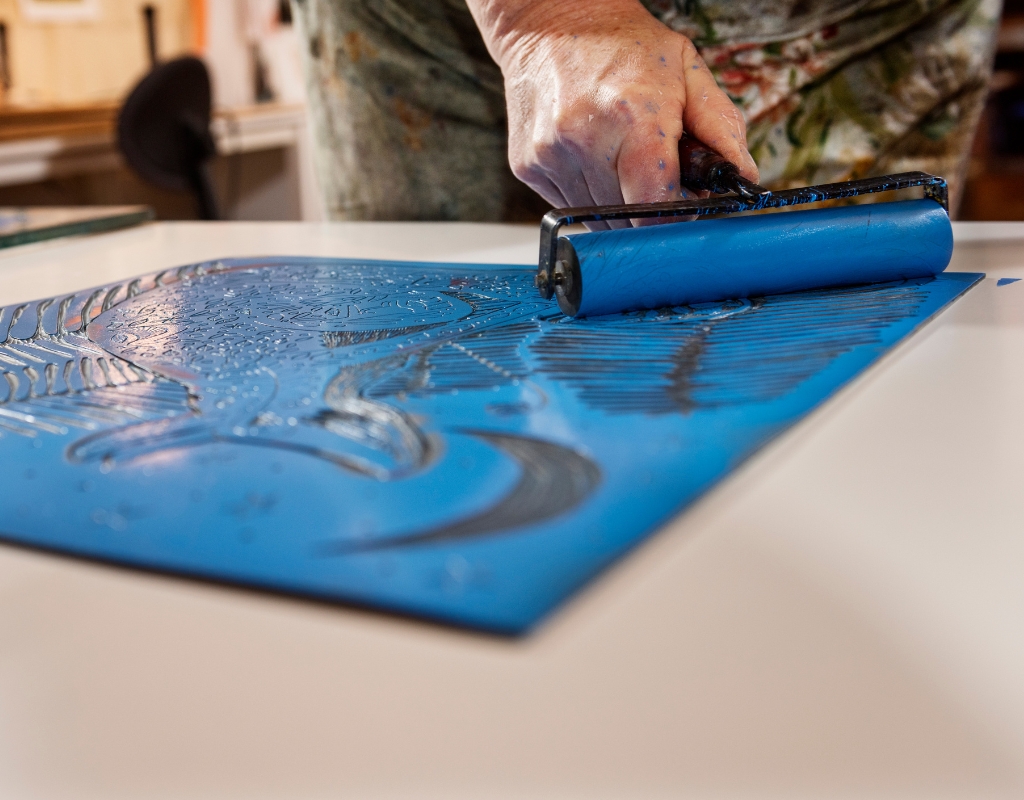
<box><xmin>997</xmin><ymin>278</ymin><xmax>1020</xmax><ymax>286</ymax></box>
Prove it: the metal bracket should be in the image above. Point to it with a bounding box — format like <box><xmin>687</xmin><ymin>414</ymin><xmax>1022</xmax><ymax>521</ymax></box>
<box><xmin>536</xmin><ymin>172</ymin><xmax>949</xmax><ymax>300</ymax></box>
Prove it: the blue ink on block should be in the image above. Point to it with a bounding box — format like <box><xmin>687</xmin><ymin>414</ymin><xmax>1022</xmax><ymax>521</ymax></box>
<box><xmin>0</xmin><ymin>258</ymin><xmax>981</xmax><ymax>633</ymax></box>
<box><xmin>997</xmin><ymin>278</ymin><xmax>1020</xmax><ymax>286</ymax></box>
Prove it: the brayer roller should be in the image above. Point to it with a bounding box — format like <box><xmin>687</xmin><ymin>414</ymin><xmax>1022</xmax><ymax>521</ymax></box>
<box><xmin>536</xmin><ymin>135</ymin><xmax>954</xmax><ymax>318</ymax></box>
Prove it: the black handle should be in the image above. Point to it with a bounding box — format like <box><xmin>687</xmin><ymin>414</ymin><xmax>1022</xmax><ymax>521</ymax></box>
<box><xmin>677</xmin><ymin>134</ymin><xmax>766</xmax><ymax>200</ymax></box>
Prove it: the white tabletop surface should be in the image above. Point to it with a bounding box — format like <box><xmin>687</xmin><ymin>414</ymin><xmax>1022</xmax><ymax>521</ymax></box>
<box><xmin>0</xmin><ymin>221</ymin><xmax>1022</xmax><ymax>799</ymax></box>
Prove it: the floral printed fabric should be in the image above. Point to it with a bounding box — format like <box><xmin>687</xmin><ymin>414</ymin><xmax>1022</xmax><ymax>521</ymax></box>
<box><xmin>294</xmin><ymin>0</ymin><xmax>1000</xmax><ymax>220</ymax></box>
<box><xmin>647</xmin><ymin>0</ymin><xmax>1002</xmax><ymax>206</ymax></box>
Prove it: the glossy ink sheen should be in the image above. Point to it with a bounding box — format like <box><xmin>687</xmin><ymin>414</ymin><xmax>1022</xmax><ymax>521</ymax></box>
<box><xmin>0</xmin><ymin>257</ymin><xmax>977</xmax><ymax>634</ymax></box>
<box><xmin>564</xmin><ymin>199</ymin><xmax>953</xmax><ymax>317</ymax></box>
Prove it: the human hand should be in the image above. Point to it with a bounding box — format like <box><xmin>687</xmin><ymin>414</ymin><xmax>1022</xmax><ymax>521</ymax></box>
<box><xmin>467</xmin><ymin>0</ymin><xmax>759</xmax><ymax>228</ymax></box>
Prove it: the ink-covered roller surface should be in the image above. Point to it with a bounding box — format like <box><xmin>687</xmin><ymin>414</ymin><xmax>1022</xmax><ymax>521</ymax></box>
<box><xmin>0</xmin><ymin>257</ymin><xmax>978</xmax><ymax>633</ymax></box>
<box><xmin>559</xmin><ymin>200</ymin><xmax>954</xmax><ymax>317</ymax></box>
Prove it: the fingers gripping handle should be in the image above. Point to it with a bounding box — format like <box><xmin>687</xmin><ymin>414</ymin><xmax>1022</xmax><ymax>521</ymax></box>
<box><xmin>677</xmin><ymin>134</ymin><xmax>767</xmax><ymax>200</ymax></box>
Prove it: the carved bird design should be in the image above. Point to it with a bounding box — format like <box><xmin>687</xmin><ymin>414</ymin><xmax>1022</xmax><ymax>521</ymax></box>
<box><xmin>0</xmin><ymin>257</ymin><xmax>929</xmax><ymax>552</ymax></box>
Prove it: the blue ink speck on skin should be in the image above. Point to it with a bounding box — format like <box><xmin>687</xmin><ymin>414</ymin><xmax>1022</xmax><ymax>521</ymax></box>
<box><xmin>660</xmin><ymin>56</ymin><xmax>666</xmax><ymax>63</ymax></box>
<box><xmin>997</xmin><ymin>277</ymin><xmax>1021</xmax><ymax>286</ymax></box>
<box><xmin>658</xmin><ymin>160</ymin><xmax>665</xmax><ymax>170</ymax></box>
<box><xmin>619</xmin><ymin>100</ymin><xmax>628</xmax><ymax>106</ymax></box>
<box><xmin>658</xmin><ymin>129</ymin><xmax>666</xmax><ymax>137</ymax></box>
<box><xmin>667</xmin><ymin>182</ymin><xmax>675</xmax><ymax>191</ymax></box>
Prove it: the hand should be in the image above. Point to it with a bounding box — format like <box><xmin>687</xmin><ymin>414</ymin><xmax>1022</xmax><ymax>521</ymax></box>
<box><xmin>467</xmin><ymin>0</ymin><xmax>759</xmax><ymax>228</ymax></box>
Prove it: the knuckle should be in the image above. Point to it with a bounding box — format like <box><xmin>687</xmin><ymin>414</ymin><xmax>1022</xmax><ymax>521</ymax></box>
<box><xmin>509</xmin><ymin>142</ymin><xmax>562</xmax><ymax>185</ymax></box>
<box><xmin>507</xmin><ymin>143</ymin><xmax>535</xmax><ymax>177</ymax></box>
<box><xmin>508</xmin><ymin>157</ymin><xmax>530</xmax><ymax>182</ymax></box>
<box><xmin>509</xmin><ymin>154</ymin><xmax>540</xmax><ymax>183</ymax></box>
<box><xmin>550</xmin><ymin>112</ymin><xmax>576</xmax><ymax>141</ymax></box>
<box><xmin>531</xmin><ymin>136</ymin><xmax>561</xmax><ymax>166</ymax></box>
<box><xmin>678</xmin><ymin>36</ymin><xmax>699</xmax><ymax>60</ymax></box>
<box><xmin>550</xmin><ymin>104</ymin><xmax>592</xmax><ymax>142</ymax></box>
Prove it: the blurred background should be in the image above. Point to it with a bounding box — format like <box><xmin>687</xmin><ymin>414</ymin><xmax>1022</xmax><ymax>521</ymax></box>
<box><xmin>962</xmin><ymin>0</ymin><xmax>1024</xmax><ymax>219</ymax></box>
<box><xmin>1</xmin><ymin>0</ymin><xmax>1024</xmax><ymax>222</ymax></box>
<box><xmin>0</xmin><ymin>0</ymin><xmax>320</xmax><ymax>222</ymax></box>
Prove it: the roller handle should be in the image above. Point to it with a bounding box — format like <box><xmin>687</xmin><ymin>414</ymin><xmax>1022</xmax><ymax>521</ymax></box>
<box><xmin>678</xmin><ymin>134</ymin><xmax>767</xmax><ymax>200</ymax></box>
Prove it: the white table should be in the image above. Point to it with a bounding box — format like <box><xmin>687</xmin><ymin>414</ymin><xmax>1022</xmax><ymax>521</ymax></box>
<box><xmin>0</xmin><ymin>221</ymin><xmax>1022</xmax><ymax>799</ymax></box>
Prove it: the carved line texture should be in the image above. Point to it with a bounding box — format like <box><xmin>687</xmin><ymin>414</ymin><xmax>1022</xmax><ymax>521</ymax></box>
<box><xmin>0</xmin><ymin>262</ymin><xmax>224</xmax><ymax>435</ymax></box>
<box><xmin>0</xmin><ymin>258</ymin><xmax>940</xmax><ymax>556</ymax></box>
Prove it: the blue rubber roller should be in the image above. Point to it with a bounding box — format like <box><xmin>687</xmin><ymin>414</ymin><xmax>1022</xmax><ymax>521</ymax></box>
<box><xmin>535</xmin><ymin>138</ymin><xmax>954</xmax><ymax>318</ymax></box>
<box><xmin>557</xmin><ymin>199</ymin><xmax>952</xmax><ymax>317</ymax></box>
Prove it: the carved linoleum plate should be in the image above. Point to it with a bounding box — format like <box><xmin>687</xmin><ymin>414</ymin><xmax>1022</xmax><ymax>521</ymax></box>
<box><xmin>0</xmin><ymin>258</ymin><xmax>980</xmax><ymax>633</ymax></box>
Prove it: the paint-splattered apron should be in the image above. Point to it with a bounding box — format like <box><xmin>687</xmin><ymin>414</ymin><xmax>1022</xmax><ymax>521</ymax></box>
<box><xmin>292</xmin><ymin>0</ymin><xmax>1000</xmax><ymax>220</ymax></box>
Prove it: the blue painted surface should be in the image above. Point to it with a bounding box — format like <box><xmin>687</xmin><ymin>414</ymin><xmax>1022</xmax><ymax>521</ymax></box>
<box><xmin>997</xmin><ymin>278</ymin><xmax>1021</xmax><ymax>286</ymax></box>
<box><xmin>0</xmin><ymin>259</ymin><xmax>979</xmax><ymax>633</ymax></box>
<box><xmin>567</xmin><ymin>199</ymin><xmax>954</xmax><ymax>317</ymax></box>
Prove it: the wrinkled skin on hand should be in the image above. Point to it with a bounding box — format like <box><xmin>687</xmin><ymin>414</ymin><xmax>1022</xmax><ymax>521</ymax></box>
<box><xmin>467</xmin><ymin>0</ymin><xmax>759</xmax><ymax>228</ymax></box>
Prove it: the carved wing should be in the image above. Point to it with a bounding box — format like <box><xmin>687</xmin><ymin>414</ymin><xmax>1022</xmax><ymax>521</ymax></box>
<box><xmin>0</xmin><ymin>275</ymin><xmax>197</xmax><ymax>440</ymax></box>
